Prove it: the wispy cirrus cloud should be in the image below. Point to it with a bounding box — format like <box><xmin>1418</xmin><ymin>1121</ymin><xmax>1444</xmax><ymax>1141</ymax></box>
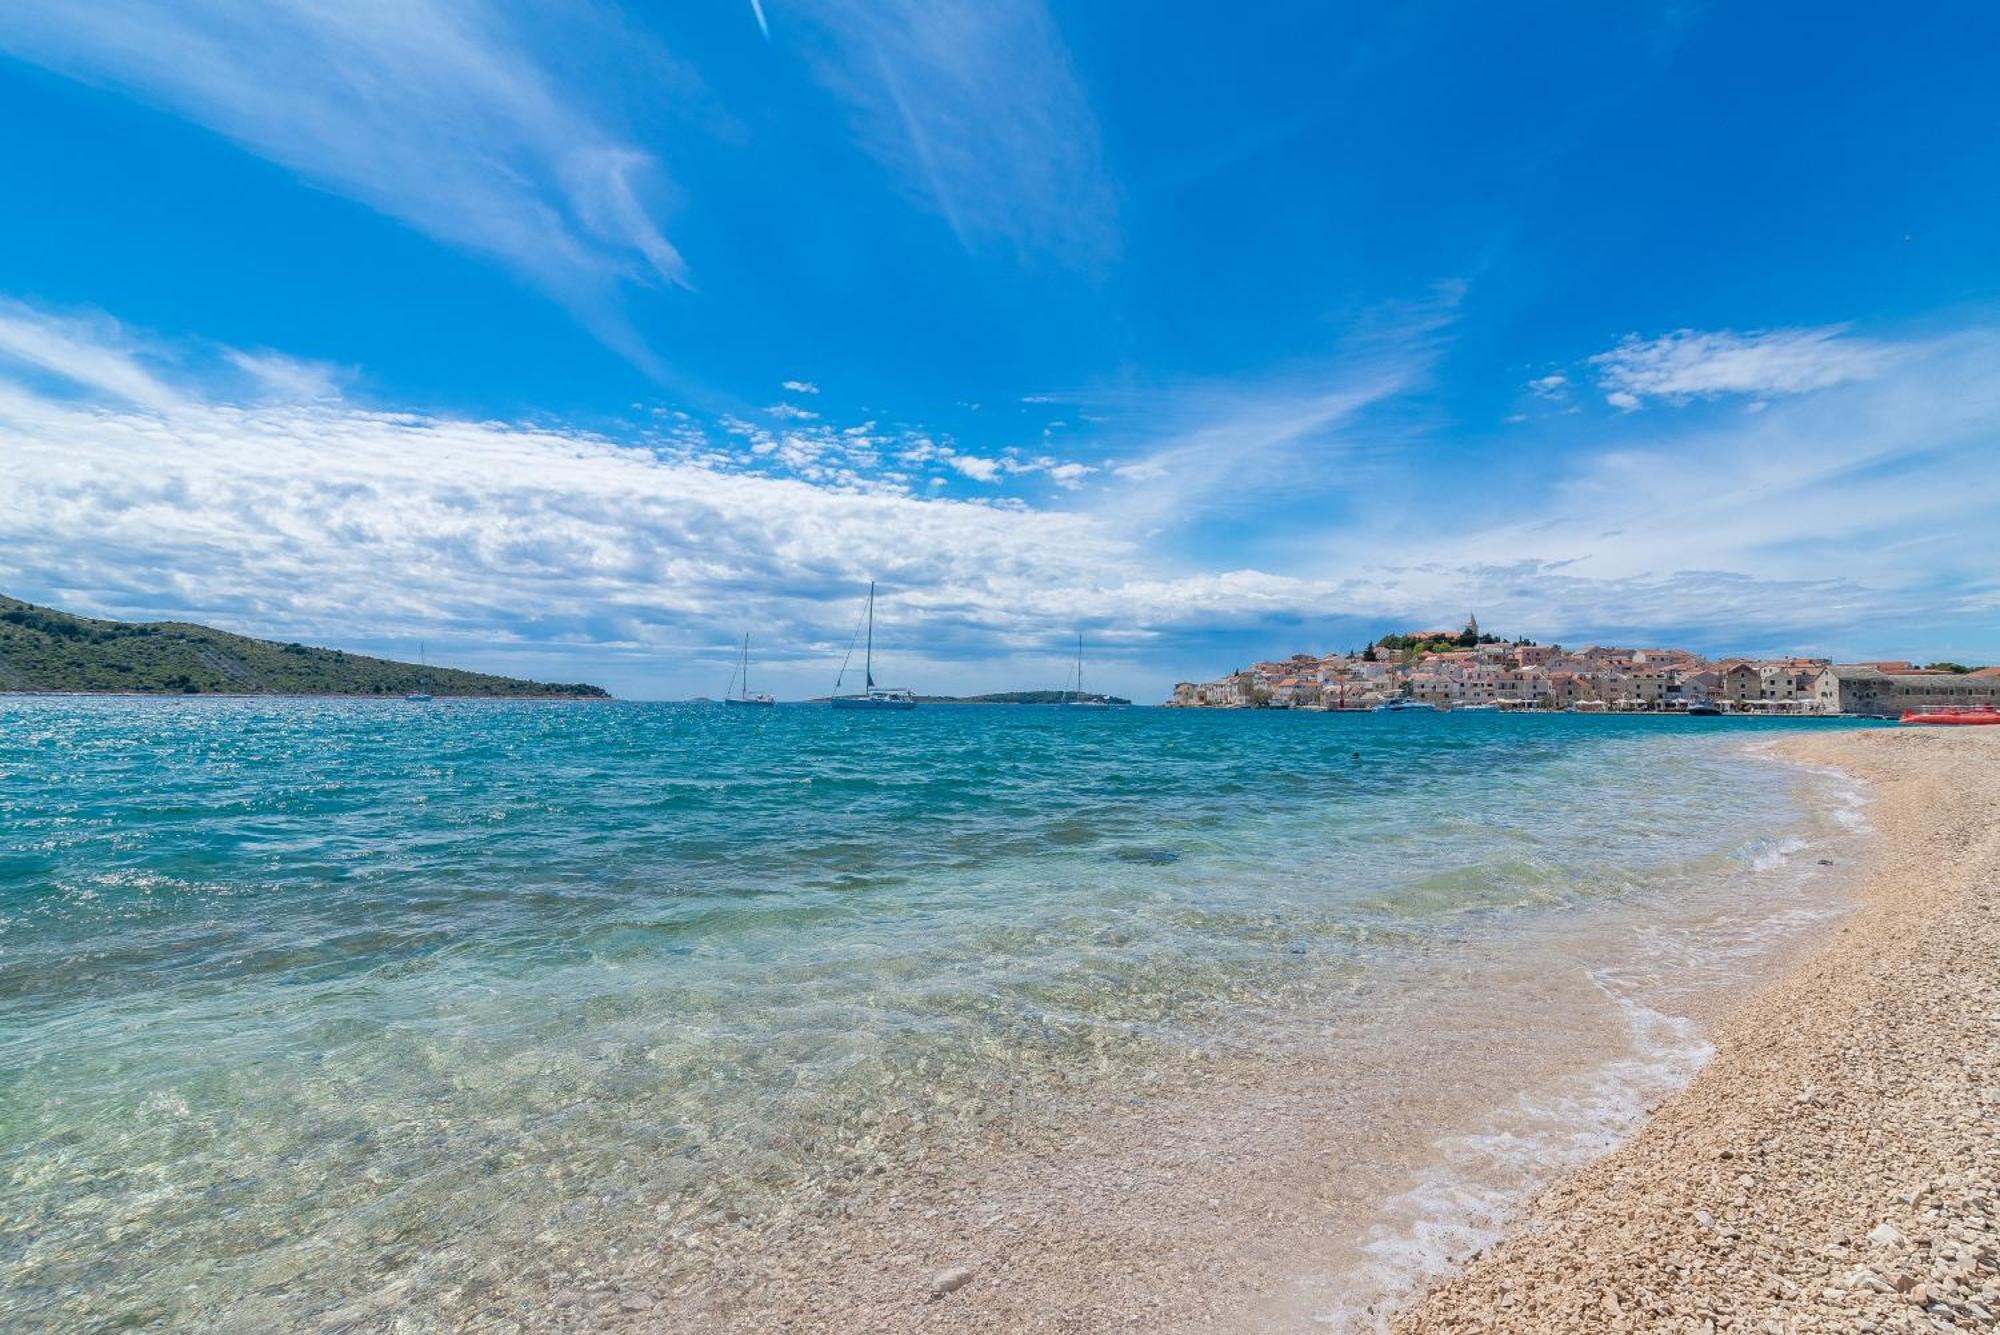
<box><xmin>224</xmin><ymin>349</ymin><xmax>345</xmax><ymax>403</ymax></box>
<box><xmin>1589</xmin><ymin>324</ymin><xmax>1893</xmax><ymax>410</ymax></box>
<box><xmin>799</xmin><ymin>0</ymin><xmax>1116</xmax><ymax>264</ymax></box>
<box><xmin>1087</xmin><ymin>288</ymin><xmax>1466</xmax><ymax>532</ymax></box>
<box><xmin>0</xmin><ymin>299</ymin><xmax>187</xmax><ymax>411</ymax></box>
<box><xmin>0</xmin><ymin>1</ymin><xmax>688</xmax><ymax>366</ymax></box>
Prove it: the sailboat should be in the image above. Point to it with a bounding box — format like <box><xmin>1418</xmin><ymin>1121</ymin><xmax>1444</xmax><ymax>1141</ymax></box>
<box><xmin>830</xmin><ymin>582</ymin><xmax>917</xmax><ymax>710</ymax></box>
<box><xmin>724</xmin><ymin>633</ymin><xmax>776</xmax><ymax>707</ymax></box>
<box><xmin>1062</xmin><ymin>634</ymin><xmax>1111</xmax><ymax>709</ymax></box>
<box><xmin>406</xmin><ymin>642</ymin><xmax>432</xmax><ymax>701</ymax></box>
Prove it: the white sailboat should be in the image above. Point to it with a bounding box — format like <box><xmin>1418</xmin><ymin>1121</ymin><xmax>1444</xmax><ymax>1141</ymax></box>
<box><xmin>1062</xmin><ymin>634</ymin><xmax>1111</xmax><ymax>709</ymax></box>
<box><xmin>406</xmin><ymin>642</ymin><xmax>432</xmax><ymax>701</ymax></box>
<box><xmin>725</xmin><ymin>633</ymin><xmax>776</xmax><ymax>707</ymax></box>
<box><xmin>831</xmin><ymin>582</ymin><xmax>917</xmax><ymax>710</ymax></box>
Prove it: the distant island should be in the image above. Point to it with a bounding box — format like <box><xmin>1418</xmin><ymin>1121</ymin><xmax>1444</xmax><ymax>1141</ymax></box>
<box><xmin>0</xmin><ymin>595</ymin><xmax>609</xmax><ymax>698</ymax></box>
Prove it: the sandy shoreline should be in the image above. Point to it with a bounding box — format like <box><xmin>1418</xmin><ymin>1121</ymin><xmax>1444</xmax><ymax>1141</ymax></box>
<box><xmin>1398</xmin><ymin>726</ymin><xmax>2000</xmax><ymax>1332</ymax></box>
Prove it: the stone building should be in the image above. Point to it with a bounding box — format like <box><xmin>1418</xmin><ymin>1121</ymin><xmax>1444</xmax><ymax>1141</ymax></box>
<box><xmin>1815</xmin><ymin>667</ymin><xmax>2000</xmax><ymax>717</ymax></box>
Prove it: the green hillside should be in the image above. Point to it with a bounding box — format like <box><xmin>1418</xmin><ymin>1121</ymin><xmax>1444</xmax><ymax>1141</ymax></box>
<box><xmin>0</xmin><ymin>596</ymin><xmax>609</xmax><ymax>697</ymax></box>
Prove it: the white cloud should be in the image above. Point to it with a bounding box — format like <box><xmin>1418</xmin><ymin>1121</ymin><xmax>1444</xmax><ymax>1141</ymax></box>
<box><xmin>801</xmin><ymin>0</ymin><xmax>1115</xmax><ymax>263</ymax></box>
<box><xmin>1528</xmin><ymin>372</ymin><xmax>1568</xmax><ymax>400</ymax></box>
<box><xmin>0</xmin><ymin>300</ymin><xmax>1291</xmax><ymax>692</ymax></box>
<box><xmin>225</xmin><ymin>350</ymin><xmax>344</xmax><ymax>403</ymax></box>
<box><xmin>1093</xmin><ymin>366</ymin><xmax>1422</xmax><ymax>531</ymax></box>
<box><xmin>0</xmin><ymin>378</ymin><xmax>1125</xmax><ymax>662</ymax></box>
<box><xmin>0</xmin><ymin>299</ymin><xmax>186</xmax><ymax>410</ymax></box>
<box><xmin>1589</xmin><ymin>325</ymin><xmax>1892</xmax><ymax>408</ymax></box>
<box><xmin>0</xmin><ymin>2</ymin><xmax>688</xmax><ymax>363</ymax></box>
<box><xmin>1081</xmin><ymin>287</ymin><xmax>1464</xmax><ymax>533</ymax></box>
<box><xmin>945</xmin><ymin>453</ymin><xmax>1003</xmax><ymax>483</ymax></box>
<box><xmin>765</xmin><ymin>402</ymin><xmax>819</xmax><ymax>421</ymax></box>
<box><xmin>781</xmin><ymin>380</ymin><xmax>820</xmax><ymax>395</ymax></box>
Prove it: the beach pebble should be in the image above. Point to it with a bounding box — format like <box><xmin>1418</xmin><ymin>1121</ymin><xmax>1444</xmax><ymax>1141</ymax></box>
<box><xmin>929</xmin><ymin>1265</ymin><xmax>976</xmax><ymax>1298</ymax></box>
<box><xmin>1867</xmin><ymin>1222</ymin><xmax>1904</xmax><ymax>1248</ymax></box>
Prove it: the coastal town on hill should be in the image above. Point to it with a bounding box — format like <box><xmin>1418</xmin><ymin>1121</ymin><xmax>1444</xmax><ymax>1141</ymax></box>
<box><xmin>1168</xmin><ymin>615</ymin><xmax>2000</xmax><ymax>717</ymax></box>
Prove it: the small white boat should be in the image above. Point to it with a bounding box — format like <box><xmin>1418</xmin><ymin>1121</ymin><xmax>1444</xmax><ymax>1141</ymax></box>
<box><xmin>831</xmin><ymin>582</ymin><xmax>917</xmax><ymax>710</ymax></box>
<box><xmin>1373</xmin><ymin>697</ymin><xmax>1434</xmax><ymax>712</ymax></box>
<box><xmin>1454</xmin><ymin>702</ymin><xmax>1501</xmax><ymax>712</ymax></box>
<box><xmin>724</xmin><ymin>633</ymin><xmax>776</xmax><ymax>707</ymax></box>
<box><xmin>1062</xmin><ymin>634</ymin><xmax>1111</xmax><ymax>709</ymax></box>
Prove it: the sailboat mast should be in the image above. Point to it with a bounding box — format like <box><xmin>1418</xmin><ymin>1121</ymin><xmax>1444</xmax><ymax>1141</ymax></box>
<box><xmin>741</xmin><ymin>632</ymin><xmax>751</xmax><ymax>696</ymax></box>
<box><xmin>1076</xmin><ymin>633</ymin><xmax>1084</xmax><ymax>703</ymax></box>
<box><xmin>865</xmin><ymin>581</ymin><xmax>875</xmax><ymax>689</ymax></box>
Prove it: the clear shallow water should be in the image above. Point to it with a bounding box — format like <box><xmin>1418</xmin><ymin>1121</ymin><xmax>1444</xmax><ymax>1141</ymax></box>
<box><xmin>0</xmin><ymin>700</ymin><xmax>1868</xmax><ymax>1328</ymax></box>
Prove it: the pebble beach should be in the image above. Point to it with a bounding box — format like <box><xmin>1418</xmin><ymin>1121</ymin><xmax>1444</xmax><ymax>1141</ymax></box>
<box><xmin>1399</xmin><ymin>727</ymin><xmax>2000</xmax><ymax>1332</ymax></box>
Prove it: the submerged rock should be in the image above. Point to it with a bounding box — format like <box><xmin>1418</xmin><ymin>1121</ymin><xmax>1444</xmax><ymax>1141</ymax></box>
<box><xmin>1112</xmin><ymin>846</ymin><xmax>1180</xmax><ymax>865</ymax></box>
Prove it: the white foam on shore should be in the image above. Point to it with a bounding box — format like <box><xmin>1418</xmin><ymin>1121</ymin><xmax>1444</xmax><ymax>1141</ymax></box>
<box><xmin>1307</xmin><ymin>979</ymin><xmax>1710</xmax><ymax>1330</ymax></box>
<box><xmin>1304</xmin><ymin>751</ymin><xmax>1872</xmax><ymax>1331</ymax></box>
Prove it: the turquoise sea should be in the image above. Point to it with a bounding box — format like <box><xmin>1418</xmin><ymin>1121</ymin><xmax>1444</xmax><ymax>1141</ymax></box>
<box><xmin>0</xmin><ymin>700</ymin><xmax>1870</xmax><ymax>1329</ymax></box>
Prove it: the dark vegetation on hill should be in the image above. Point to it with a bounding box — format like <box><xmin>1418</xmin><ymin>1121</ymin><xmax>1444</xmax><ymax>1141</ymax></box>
<box><xmin>0</xmin><ymin>596</ymin><xmax>609</xmax><ymax>697</ymax></box>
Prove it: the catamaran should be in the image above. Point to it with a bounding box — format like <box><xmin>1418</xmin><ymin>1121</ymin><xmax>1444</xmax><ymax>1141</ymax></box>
<box><xmin>406</xmin><ymin>642</ymin><xmax>432</xmax><ymax>702</ymax></box>
<box><xmin>1062</xmin><ymin>633</ymin><xmax>1111</xmax><ymax>709</ymax></box>
<box><xmin>724</xmin><ymin>633</ymin><xmax>776</xmax><ymax>707</ymax></box>
<box><xmin>831</xmin><ymin>582</ymin><xmax>916</xmax><ymax>710</ymax></box>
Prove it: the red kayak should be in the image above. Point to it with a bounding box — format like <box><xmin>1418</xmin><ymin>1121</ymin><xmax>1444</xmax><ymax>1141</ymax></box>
<box><xmin>1900</xmin><ymin>707</ymin><xmax>2000</xmax><ymax>725</ymax></box>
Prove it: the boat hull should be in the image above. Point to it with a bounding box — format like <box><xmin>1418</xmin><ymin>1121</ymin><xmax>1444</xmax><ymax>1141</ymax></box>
<box><xmin>831</xmin><ymin>695</ymin><xmax>917</xmax><ymax>711</ymax></box>
<box><xmin>724</xmin><ymin>696</ymin><xmax>775</xmax><ymax>707</ymax></box>
<box><xmin>1900</xmin><ymin>709</ymin><xmax>2000</xmax><ymax>725</ymax></box>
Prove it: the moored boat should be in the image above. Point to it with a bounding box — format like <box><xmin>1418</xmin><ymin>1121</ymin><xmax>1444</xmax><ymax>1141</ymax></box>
<box><xmin>1373</xmin><ymin>697</ymin><xmax>1434</xmax><ymax>712</ymax></box>
<box><xmin>724</xmin><ymin>632</ymin><xmax>776</xmax><ymax>707</ymax></box>
<box><xmin>830</xmin><ymin>582</ymin><xmax>917</xmax><ymax>710</ymax></box>
<box><xmin>1899</xmin><ymin>706</ymin><xmax>2000</xmax><ymax>725</ymax></box>
<box><xmin>1062</xmin><ymin>633</ymin><xmax>1112</xmax><ymax>709</ymax></box>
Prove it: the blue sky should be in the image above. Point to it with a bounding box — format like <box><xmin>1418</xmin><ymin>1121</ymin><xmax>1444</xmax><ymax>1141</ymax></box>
<box><xmin>1</xmin><ymin>2</ymin><xmax>1997</xmax><ymax>699</ymax></box>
